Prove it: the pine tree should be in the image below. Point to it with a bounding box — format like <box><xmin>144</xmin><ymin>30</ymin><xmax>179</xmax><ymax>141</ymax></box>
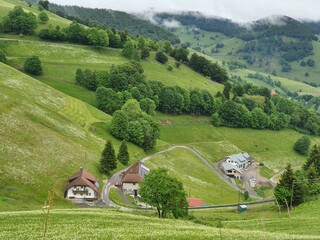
<box><xmin>304</xmin><ymin>144</ymin><xmax>320</xmax><ymax>175</ymax></box>
<box><xmin>274</xmin><ymin>163</ymin><xmax>303</xmax><ymax>208</ymax></box>
<box><xmin>117</xmin><ymin>140</ymin><xmax>129</xmax><ymax>165</ymax></box>
<box><xmin>100</xmin><ymin>140</ymin><xmax>117</xmax><ymax>174</ymax></box>
<box><xmin>223</xmin><ymin>82</ymin><xmax>231</xmax><ymax>100</ymax></box>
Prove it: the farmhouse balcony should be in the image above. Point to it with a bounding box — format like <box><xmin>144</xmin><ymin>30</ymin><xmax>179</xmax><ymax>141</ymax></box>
<box><xmin>72</xmin><ymin>189</ymin><xmax>88</xmax><ymax>194</ymax></box>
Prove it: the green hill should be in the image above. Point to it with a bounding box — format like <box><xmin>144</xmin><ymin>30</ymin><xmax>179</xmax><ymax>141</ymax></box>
<box><xmin>0</xmin><ymin>0</ymin><xmax>72</xmax><ymax>31</ymax></box>
<box><xmin>0</xmin><ymin>62</ymin><xmax>145</xmax><ymax>211</ymax></box>
<box><xmin>0</xmin><ymin>0</ymin><xmax>320</xmax><ymax>215</ymax></box>
<box><xmin>171</xmin><ymin>19</ymin><xmax>320</xmax><ymax>89</ymax></box>
<box><xmin>0</xmin><ymin>38</ymin><xmax>223</xmax><ymax>105</ymax></box>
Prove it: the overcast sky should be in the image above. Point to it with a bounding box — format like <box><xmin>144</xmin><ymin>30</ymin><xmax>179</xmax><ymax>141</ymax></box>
<box><xmin>49</xmin><ymin>0</ymin><xmax>320</xmax><ymax>22</ymax></box>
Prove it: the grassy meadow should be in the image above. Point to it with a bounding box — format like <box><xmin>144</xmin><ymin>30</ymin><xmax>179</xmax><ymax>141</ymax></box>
<box><xmin>0</xmin><ymin>0</ymin><xmax>72</xmax><ymax>31</ymax></box>
<box><xmin>0</xmin><ymin>208</ymin><xmax>317</xmax><ymax>240</ymax></box>
<box><xmin>191</xmin><ymin>200</ymin><xmax>320</xmax><ymax>237</ymax></box>
<box><xmin>146</xmin><ymin>148</ymin><xmax>239</xmax><ymax>204</ymax></box>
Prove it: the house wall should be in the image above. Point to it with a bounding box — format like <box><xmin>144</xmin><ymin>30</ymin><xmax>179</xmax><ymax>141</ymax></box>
<box><xmin>123</xmin><ymin>182</ymin><xmax>139</xmax><ymax>194</ymax></box>
<box><xmin>66</xmin><ymin>186</ymin><xmax>96</xmax><ymax>199</ymax></box>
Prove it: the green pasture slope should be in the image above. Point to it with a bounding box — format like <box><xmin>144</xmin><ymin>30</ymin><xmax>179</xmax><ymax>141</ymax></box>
<box><xmin>0</xmin><ymin>208</ymin><xmax>316</xmax><ymax>239</ymax></box>
<box><xmin>0</xmin><ymin>63</ymin><xmax>145</xmax><ymax>210</ymax></box>
<box><xmin>191</xmin><ymin>200</ymin><xmax>320</xmax><ymax>237</ymax></box>
<box><xmin>0</xmin><ymin>38</ymin><xmax>223</xmax><ymax>104</ymax></box>
<box><xmin>146</xmin><ymin>148</ymin><xmax>239</xmax><ymax>204</ymax></box>
<box><xmin>0</xmin><ymin>0</ymin><xmax>72</xmax><ymax>31</ymax></box>
<box><xmin>156</xmin><ymin>113</ymin><xmax>319</xmax><ymax>172</ymax></box>
<box><xmin>176</xmin><ymin>26</ymin><xmax>320</xmax><ymax>93</ymax></box>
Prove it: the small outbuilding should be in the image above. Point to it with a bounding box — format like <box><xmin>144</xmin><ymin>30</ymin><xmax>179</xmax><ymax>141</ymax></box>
<box><xmin>64</xmin><ymin>168</ymin><xmax>100</xmax><ymax>200</ymax></box>
<box><xmin>187</xmin><ymin>198</ymin><xmax>203</xmax><ymax>207</ymax></box>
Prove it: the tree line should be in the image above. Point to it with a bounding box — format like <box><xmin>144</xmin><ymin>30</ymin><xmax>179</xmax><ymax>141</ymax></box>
<box><xmin>45</xmin><ymin>3</ymin><xmax>180</xmax><ymax>44</ymax></box>
<box><xmin>212</xmin><ymin>82</ymin><xmax>320</xmax><ymax>135</ymax></box>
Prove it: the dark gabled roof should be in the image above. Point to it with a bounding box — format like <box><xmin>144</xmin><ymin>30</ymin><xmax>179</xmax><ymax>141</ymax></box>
<box><xmin>122</xmin><ymin>161</ymin><xmax>149</xmax><ymax>183</ymax></box>
<box><xmin>64</xmin><ymin>168</ymin><xmax>99</xmax><ymax>193</ymax></box>
<box><xmin>68</xmin><ymin>168</ymin><xmax>98</xmax><ymax>183</ymax></box>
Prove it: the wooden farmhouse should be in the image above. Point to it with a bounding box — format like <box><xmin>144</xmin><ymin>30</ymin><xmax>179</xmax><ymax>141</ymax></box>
<box><xmin>64</xmin><ymin>168</ymin><xmax>100</xmax><ymax>200</ymax></box>
<box><xmin>121</xmin><ymin>161</ymin><xmax>150</xmax><ymax>196</ymax></box>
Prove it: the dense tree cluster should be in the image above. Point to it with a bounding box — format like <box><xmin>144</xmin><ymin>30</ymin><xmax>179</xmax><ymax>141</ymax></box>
<box><xmin>239</xmin><ymin>37</ymin><xmax>313</xmax><ymax>64</ymax></box>
<box><xmin>110</xmin><ymin>100</ymin><xmax>160</xmax><ymax>150</ymax></box>
<box><xmin>212</xmin><ymin>82</ymin><xmax>320</xmax><ymax>135</ymax></box>
<box><xmin>1</xmin><ymin>6</ymin><xmax>38</xmax><ymax>35</ymax></box>
<box><xmin>189</xmin><ymin>53</ymin><xmax>228</xmax><ymax>83</ymax></box>
<box><xmin>74</xmin><ymin>59</ymin><xmax>320</xmax><ymax>137</ymax></box>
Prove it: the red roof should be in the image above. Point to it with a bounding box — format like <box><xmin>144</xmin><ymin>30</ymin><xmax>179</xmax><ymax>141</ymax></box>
<box><xmin>271</xmin><ymin>89</ymin><xmax>277</xmax><ymax>95</ymax></box>
<box><xmin>187</xmin><ymin>198</ymin><xmax>203</xmax><ymax>207</ymax></box>
<box><xmin>64</xmin><ymin>168</ymin><xmax>99</xmax><ymax>193</ymax></box>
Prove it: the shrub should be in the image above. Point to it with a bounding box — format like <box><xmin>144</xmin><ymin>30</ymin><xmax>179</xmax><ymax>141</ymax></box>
<box><xmin>24</xmin><ymin>56</ymin><xmax>42</xmax><ymax>75</ymax></box>
<box><xmin>0</xmin><ymin>49</ymin><xmax>7</xmax><ymax>63</ymax></box>
<box><xmin>155</xmin><ymin>51</ymin><xmax>168</xmax><ymax>64</ymax></box>
<box><xmin>294</xmin><ymin>135</ymin><xmax>311</xmax><ymax>155</ymax></box>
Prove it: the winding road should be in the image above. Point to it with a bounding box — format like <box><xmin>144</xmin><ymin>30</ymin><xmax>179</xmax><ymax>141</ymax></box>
<box><xmin>102</xmin><ymin>145</ymin><xmax>255</xmax><ymax>207</ymax></box>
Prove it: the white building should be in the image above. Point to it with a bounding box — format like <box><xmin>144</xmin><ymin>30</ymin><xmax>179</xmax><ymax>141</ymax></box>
<box><xmin>121</xmin><ymin>161</ymin><xmax>149</xmax><ymax>196</ymax></box>
<box><xmin>225</xmin><ymin>152</ymin><xmax>253</xmax><ymax>170</ymax></box>
<box><xmin>64</xmin><ymin>168</ymin><xmax>100</xmax><ymax>200</ymax></box>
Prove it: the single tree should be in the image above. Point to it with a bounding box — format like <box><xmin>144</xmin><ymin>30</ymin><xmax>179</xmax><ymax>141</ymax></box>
<box><xmin>304</xmin><ymin>144</ymin><xmax>320</xmax><ymax>175</ymax></box>
<box><xmin>24</xmin><ymin>56</ymin><xmax>42</xmax><ymax>75</ymax></box>
<box><xmin>0</xmin><ymin>49</ymin><xmax>7</xmax><ymax>63</ymax></box>
<box><xmin>100</xmin><ymin>140</ymin><xmax>117</xmax><ymax>174</ymax></box>
<box><xmin>122</xmin><ymin>40</ymin><xmax>135</xmax><ymax>59</ymax></box>
<box><xmin>155</xmin><ymin>51</ymin><xmax>168</xmax><ymax>64</ymax></box>
<box><xmin>274</xmin><ymin>163</ymin><xmax>303</xmax><ymax>208</ymax></box>
<box><xmin>139</xmin><ymin>169</ymin><xmax>188</xmax><ymax>219</ymax></box>
<box><xmin>140</xmin><ymin>48</ymin><xmax>150</xmax><ymax>59</ymax></box>
<box><xmin>110</xmin><ymin>110</ymin><xmax>129</xmax><ymax>140</ymax></box>
<box><xmin>294</xmin><ymin>136</ymin><xmax>311</xmax><ymax>155</ymax></box>
<box><xmin>87</xmin><ymin>28</ymin><xmax>109</xmax><ymax>47</ymax></box>
<box><xmin>38</xmin><ymin>11</ymin><xmax>49</xmax><ymax>23</ymax></box>
<box><xmin>117</xmin><ymin>140</ymin><xmax>129</xmax><ymax>165</ymax></box>
<box><xmin>223</xmin><ymin>82</ymin><xmax>232</xmax><ymax>100</ymax></box>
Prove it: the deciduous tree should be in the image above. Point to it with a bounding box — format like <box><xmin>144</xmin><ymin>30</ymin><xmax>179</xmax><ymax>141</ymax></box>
<box><xmin>139</xmin><ymin>169</ymin><xmax>188</xmax><ymax>219</ymax></box>
<box><xmin>294</xmin><ymin>136</ymin><xmax>311</xmax><ymax>155</ymax></box>
<box><xmin>24</xmin><ymin>56</ymin><xmax>42</xmax><ymax>75</ymax></box>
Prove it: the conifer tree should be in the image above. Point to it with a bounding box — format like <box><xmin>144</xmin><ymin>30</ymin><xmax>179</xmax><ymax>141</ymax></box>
<box><xmin>117</xmin><ymin>140</ymin><xmax>129</xmax><ymax>165</ymax></box>
<box><xmin>100</xmin><ymin>140</ymin><xmax>117</xmax><ymax>174</ymax></box>
<box><xmin>304</xmin><ymin>144</ymin><xmax>320</xmax><ymax>175</ymax></box>
<box><xmin>274</xmin><ymin>163</ymin><xmax>303</xmax><ymax>208</ymax></box>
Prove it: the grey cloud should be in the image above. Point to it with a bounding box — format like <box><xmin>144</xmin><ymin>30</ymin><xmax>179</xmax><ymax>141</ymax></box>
<box><xmin>49</xmin><ymin>0</ymin><xmax>320</xmax><ymax>22</ymax></box>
